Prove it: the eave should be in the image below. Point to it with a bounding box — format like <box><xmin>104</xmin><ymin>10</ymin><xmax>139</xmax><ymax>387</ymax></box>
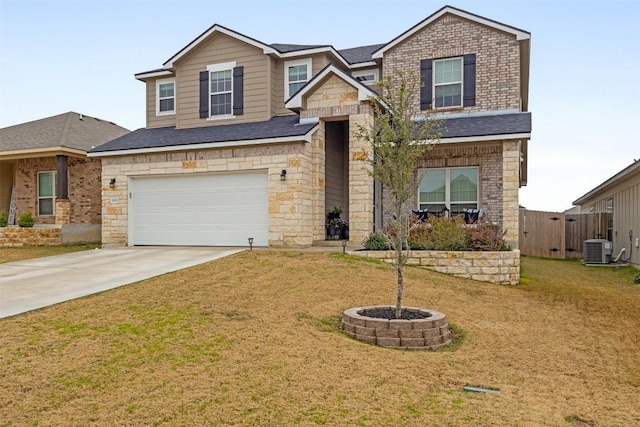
<box><xmin>0</xmin><ymin>147</ymin><xmax>88</xmax><ymax>161</ymax></box>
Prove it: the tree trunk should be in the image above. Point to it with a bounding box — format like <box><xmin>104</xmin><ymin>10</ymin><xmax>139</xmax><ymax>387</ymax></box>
<box><xmin>395</xmin><ymin>265</ymin><xmax>404</xmax><ymax>318</ymax></box>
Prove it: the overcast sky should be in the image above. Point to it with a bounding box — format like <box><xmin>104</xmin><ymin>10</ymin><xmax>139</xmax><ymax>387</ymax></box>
<box><xmin>1</xmin><ymin>0</ymin><xmax>638</xmax><ymax>211</ymax></box>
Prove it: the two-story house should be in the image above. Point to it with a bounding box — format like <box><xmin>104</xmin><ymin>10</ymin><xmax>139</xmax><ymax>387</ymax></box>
<box><xmin>90</xmin><ymin>5</ymin><xmax>531</xmax><ymax>248</ymax></box>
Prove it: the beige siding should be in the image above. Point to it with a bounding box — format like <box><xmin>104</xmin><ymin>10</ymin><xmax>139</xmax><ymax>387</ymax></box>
<box><xmin>173</xmin><ymin>32</ymin><xmax>270</xmax><ymax>129</ymax></box>
<box><xmin>272</xmin><ymin>53</ymin><xmax>336</xmax><ymax>116</ymax></box>
<box><xmin>579</xmin><ymin>170</ymin><xmax>640</xmax><ymax>268</ymax></box>
<box><xmin>324</xmin><ymin>121</ymin><xmax>348</xmax><ymax>218</ymax></box>
<box><xmin>145</xmin><ymin>79</ymin><xmax>176</xmax><ymax>129</ymax></box>
<box><xmin>383</xmin><ymin>14</ymin><xmax>521</xmax><ymax>115</ymax></box>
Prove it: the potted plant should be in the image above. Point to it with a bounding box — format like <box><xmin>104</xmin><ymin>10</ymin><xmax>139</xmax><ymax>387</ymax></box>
<box><xmin>327</xmin><ymin>217</ymin><xmax>342</xmax><ymax>239</ymax></box>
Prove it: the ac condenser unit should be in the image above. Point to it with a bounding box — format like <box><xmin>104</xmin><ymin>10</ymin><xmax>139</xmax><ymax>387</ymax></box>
<box><xmin>583</xmin><ymin>239</ymin><xmax>613</xmax><ymax>264</ymax></box>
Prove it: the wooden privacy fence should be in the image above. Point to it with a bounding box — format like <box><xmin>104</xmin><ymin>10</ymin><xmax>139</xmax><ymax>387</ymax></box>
<box><xmin>519</xmin><ymin>209</ymin><xmax>608</xmax><ymax>259</ymax></box>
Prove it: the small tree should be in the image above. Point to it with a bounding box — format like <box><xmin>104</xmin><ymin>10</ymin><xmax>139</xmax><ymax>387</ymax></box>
<box><xmin>356</xmin><ymin>71</ymin><xmax>441</xmax><ymax>318</ymax></box>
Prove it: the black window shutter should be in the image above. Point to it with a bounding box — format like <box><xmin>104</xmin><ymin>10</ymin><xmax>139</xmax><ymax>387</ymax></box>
<box><xmin>199</xmin><ymin>71</ymin><xmax>208</xmax><ymax>118</ymax></box>
<box><xmin>463</xmin><ymin>54</ymin><xmax>476</xmax><ymax>107</ymax></box>
<box><xmin>233</xmin><ymin>66</ymin><xmax>244</xmax><ymax>116</ymax></box>
<box><xmin>420</xmin><ymin>59</ymin><xmax>432</xmax><ymax>110</ymax></box>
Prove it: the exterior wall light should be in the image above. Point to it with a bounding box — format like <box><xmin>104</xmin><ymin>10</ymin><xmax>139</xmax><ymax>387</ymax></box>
<box><xmin>109</xmin><ymin>178</ymin><xmax>116</xmax><ymax>189</ymax></box>
<box><xmin>280</xmin><ymin>169</ymin><xmax>287</xmax><ymax>181</ymax></box>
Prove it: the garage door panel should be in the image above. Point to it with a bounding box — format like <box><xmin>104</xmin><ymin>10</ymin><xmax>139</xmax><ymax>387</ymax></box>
<box><xmin>130</xmin><ymin>171</ymin><xmax>268</xmax><ymax>246</ymax></box>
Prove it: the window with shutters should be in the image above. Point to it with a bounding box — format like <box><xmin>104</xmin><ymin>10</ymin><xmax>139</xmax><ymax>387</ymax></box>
<box><xmin>208</xmin><ymin>63</ymin><xmax>233</xmax><ymax>117</ymax></box>
<box><xmin>200</xmin><ymin>62</ymin><xmax>243</xmax><ymax>119</ymax></box>
<box><xmin>38</xmin><ymin>171</ymin><xmax>56</xmax><ymax>216</ymax></box>
<box><xmin>434</xmin><ymin>57</ymin><xmax>462</xmax><ymax>108</ymax></box>
<box><xmin>421</xmin><ymin>54</ymin><xmax>475</xmax><ymax>110</ymax></box>
<box><xmin>156</xmin><ymin>78</ymin><xmax>175</xmax><ymax>116</ymax></box>
<box><xmin>285</xmin><ymin>58</ymin><xmax>312</xmax><ymax>100</ymax></box>
<box><xmin>418</xmin><ymin>167</ymin><xmax>478</xmax><ymax>216</ymax></box>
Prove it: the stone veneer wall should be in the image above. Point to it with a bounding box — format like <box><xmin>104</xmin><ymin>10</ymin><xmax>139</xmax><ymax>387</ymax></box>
<box><xmin>100</xmin><ymin>143</ymin><xmax>314</xmax><ymax>247</ymax></box>
<box><xmin>0</xmin><ymin>226</ymin><xmax>62</xmax><ymax>247</ymax></box>
<box><xmin>354</xmin><ymin>249</ymin><xmax>520</xmax><ymax>285</ymax></box>
<box><xmin>300</xmin><ymin>75</ymin><xmax>375</xmax><ymax>243</ymax></box>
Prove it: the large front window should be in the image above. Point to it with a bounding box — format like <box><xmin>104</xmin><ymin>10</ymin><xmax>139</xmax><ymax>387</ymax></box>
<box><xmin>38</xmin><ymin>171</ymin><xmax>56</xmax><ymax>216</ymax></box>
<box><xmin>419</xmin><ymin>167</ymin><xmax>478</xmax><ymax>216</ymax></box>
<box><xmin>285</xmin><ymin>58</ymin><xmax>312</xmax><ymax>99</ymax></box>
<box><xmin>434</xmin><ymin>57</ymin><xmax>462</xmax><ymax>108</ymax></box>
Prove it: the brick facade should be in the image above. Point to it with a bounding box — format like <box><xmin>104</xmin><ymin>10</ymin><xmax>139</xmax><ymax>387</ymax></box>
<box><xmin>14</xmin><ymin>156</ymin><xmax>102</xmax><ymax>226</ymax></box>
<box><xmin>383</xmin><ymin>14</ymin><xmax>521</xmax><ymax>115</ymax></box>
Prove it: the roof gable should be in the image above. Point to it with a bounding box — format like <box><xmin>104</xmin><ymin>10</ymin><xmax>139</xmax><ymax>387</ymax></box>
<box><xmin>573</xmin><ymin>160</ymin><xmax>640</xmax><ymax>205</ymax></box>
<box><xmin>0</xmin><ymin>112</ymin><xmax>129</xmax><ymax>154</ymax></box>
<box><xmin>285</xmin><ymin>65</ymin><xmax>376</xmax><ymax>111</ymax></box>
<box><xmin>372</xmin><ymin>5</ymin><xmax>530</xmax><ymax>59</ymax></box>
<box><xmin>164</xmin><ymin>24</ymin><xmax>277</xmax><ymax>69</ymax></box>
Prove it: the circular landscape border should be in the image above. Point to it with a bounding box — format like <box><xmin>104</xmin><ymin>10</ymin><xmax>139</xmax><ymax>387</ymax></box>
<box><xmin>340</xmin><ymin>306</ymin><xmax>451</xmax><ymax>350</ymax></box>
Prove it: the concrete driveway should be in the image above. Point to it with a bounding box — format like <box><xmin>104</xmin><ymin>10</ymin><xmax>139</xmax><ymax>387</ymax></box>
<box><xmin>0</xmin><ymin>247</ymin><xmax>243</xmax><ymax>319</ymax></box>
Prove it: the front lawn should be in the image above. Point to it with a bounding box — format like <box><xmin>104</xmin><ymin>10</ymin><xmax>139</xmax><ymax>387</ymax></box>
<box><xmin>0</xmin><ymin>252</ymin><xmax>638</xmax><ymax>426</ymax></box>
<box><xmin>0</xmin><ymin>243</ymin><xmax>100</xmax><ymax>264</ymax></box>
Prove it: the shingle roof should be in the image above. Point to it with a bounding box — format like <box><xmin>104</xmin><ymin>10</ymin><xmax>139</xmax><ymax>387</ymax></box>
<box><xmin>270</xmin><ymin>43</ymin><xmax>330</xmax><ymax>53</ymax></box>
<box><xmin>89</xmin><ymin>115</ymin><xmax>316</xmax><ymax>154</ymax></box>
<box><xmin>0</xmin><ymin>112</ymin><xmax>129</xmax><ymax>153</ymax></box>
<box><xmin>437</xmin><ymin>112</ymin><xmax>531</xmax><ymax>139</ymax></box>
<box><xmin>338</xmin><ymin>44</ymin><xmax>386</xmax><ymax>64</ymax></box>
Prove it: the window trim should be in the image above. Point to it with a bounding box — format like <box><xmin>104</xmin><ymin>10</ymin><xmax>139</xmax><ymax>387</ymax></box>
<box><xmin>433</xmin><ymin>57</ymin><xmax>463</xmax><ymax>109</ymax></box>
<box><xmin>352</xmin><ymin>69</ymin><xmax>380</xmax><ymax>86</ymax></box>
<box><xmin>207</xmin><ymin>61</ymin><xmax>236</xmax><ymax>120</ymax></box>
<box><xmin>37</xmin><ymin>171</ymin><xmax>56</xmax><ymax>216</ymax></box>
<box><xmin>155</xmin><ymin>78</ymin><xmax>176</xmax><ymax>116</ymax></box>
<box><xmin>418</xmin><ymin>166</ymin><xmax>479</xmax><ymax>214</ymax></box>
<box><xmin>284</xmin><ymin>58</ymin><xmax>312</xmax><ymax>100</ymax></box>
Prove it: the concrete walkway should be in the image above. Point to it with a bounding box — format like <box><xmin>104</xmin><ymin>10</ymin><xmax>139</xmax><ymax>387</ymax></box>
<box><xmin>0</xmin><ymin>247</ymin><xmax>243</xmax><ymax>319</ymax></box>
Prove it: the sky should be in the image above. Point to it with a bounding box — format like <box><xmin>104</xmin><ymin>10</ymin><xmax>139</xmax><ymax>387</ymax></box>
<box><xmin>1</xmin><ymin>0</ymin><xmax>639</xmax><ymax>212</ymax></box>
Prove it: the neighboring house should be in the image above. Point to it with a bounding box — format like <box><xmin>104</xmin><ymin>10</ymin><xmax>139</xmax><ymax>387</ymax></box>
<box><xmin>572</xmin><ymin>160</ymin><xmax>640</xmax><ymax>268</ymax></box>
<box><xmin>89</xmin><ymin>5</ymin><xmax>531</xmax><ymax>248</ymax></box>
<box><xmin>0</xmin><ymin>112</ymin><xmax>129</xmax><ymax>241</ymax></box>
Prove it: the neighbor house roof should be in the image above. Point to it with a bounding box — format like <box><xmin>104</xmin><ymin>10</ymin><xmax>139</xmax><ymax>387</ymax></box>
<box><xmin>0</xmin><ymin>112</ymin><xmax>129</xmax><ymax>159</ymax></box>
<box><xmin>88</xmin><ymin>115</ymin><xmax>318</xmax><ymax>157</ymax></box>
<box><xmin>573</xmin><ymin>160</ymin><xmax>640</xmax><ymax>205</ymax></box>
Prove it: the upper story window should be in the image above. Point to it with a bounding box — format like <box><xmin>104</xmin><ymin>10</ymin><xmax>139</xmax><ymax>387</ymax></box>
<box><xmin>418</xmin><ymin>167</ymin><xmax>478</xmax><ymax>216</ymax></box>
<box><xmin>199</xmin><ymin>62</ymin><xmax>243</xmax><ymax>120</ymax></box>
<box><xmin>38</xmin><ymin>171</ymin><xmax>56</xmax><ymax>216</ymax></box>
<box><xmin>285</xmin><ymin>58</ymin><xmax>312</xmax><ymax>100</ymax></box>
<box><xmin>420</xmin><ymin>54</ymin><xmax>475</xmax><ymax>110</ymax></box>
<box><xmin>434</xmin><ymin>57</ymin><xmax>463</xmax><ymax>108</ymax></box>
<box><xmin>353</xmin><ymin>69</ymin><xmax>380</xmax><ymax>86</ymax></box>
<box><xmin>156</xmin><ymin>78</ymin><xmax>175</xmax><ymax>116</ymax></box>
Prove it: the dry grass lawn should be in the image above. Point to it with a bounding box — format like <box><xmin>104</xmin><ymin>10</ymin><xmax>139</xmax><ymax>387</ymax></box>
<box><xmin>0</xmin><ymin>250</ymin><xmax>638</xmax><ymax>426</ymax></box>
<box><xmin>0</xmin><ymin>243</ymin><xmax>100</xmax><ymax>264</ymax></box>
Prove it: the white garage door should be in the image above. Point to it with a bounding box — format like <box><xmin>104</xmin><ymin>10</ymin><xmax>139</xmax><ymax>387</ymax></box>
<box><xmin>129</xmin><ymin>171</ymin><xmax>268</xmax><ymax>246</ymax></box>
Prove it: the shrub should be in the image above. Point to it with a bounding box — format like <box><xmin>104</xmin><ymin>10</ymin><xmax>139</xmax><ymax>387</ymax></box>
<box><xmin>466</xmin><ymin>222</ymin><xmax>508</xmax><ymax>251</ymax></box>
<box><xmin>0</xmin><ymin>211</ymin><xmax>7</xmax><ymax>227</ymax></box>
<box><xmin>409</xmin><ymin>216</ymin><xmax>467</xmax><ymax>251</ymax></box>
<box><xmin>17</xmin><ymin>211</ymin><xmax>35</xmax><ymax>227</ymax></box>
<box><xmin>362</xmin><ymin>231</ymin><xmax>390</xmax><ymax>250</ymax></box>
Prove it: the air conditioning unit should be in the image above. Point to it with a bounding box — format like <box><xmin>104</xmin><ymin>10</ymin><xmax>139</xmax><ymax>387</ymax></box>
<box><xmin>584</xmin><ymin>239</ymin><xmax>613</xmax><ymax>264</ymax></box>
